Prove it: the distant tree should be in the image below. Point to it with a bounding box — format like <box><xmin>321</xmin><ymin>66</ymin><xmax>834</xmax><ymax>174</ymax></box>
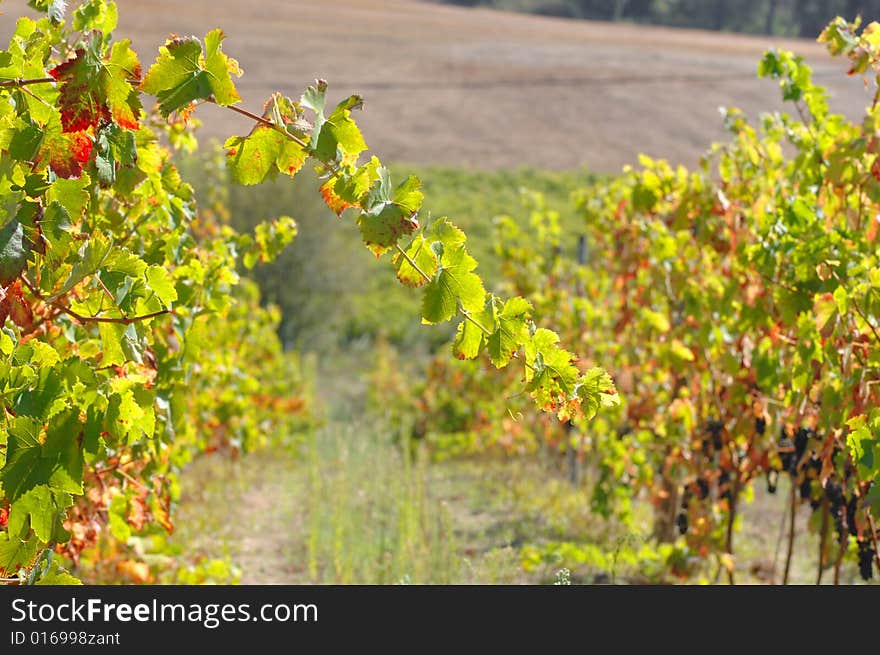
<box><xmin>438</xmin><ymin>0</ymin><xmax>879</xmax><ymax>35</ymax></box>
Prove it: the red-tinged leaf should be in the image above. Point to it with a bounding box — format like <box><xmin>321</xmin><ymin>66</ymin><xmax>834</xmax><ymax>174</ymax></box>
<box><xmin>1</xmin><ymin>281</ymin><xmax>32</xmax><ymax>328</ymax></box>
<box><xmin>320</xmin><ymin>178</ymin><xmax>359</xmax><ymax>216</ymax></box>
<box><xmin>39</xmin><ymin>129</ymin><xmax>93</xmax><ymax>179</ymax></box>
<box><xmin>7</xmin><ymin>282</ymin><xmax>33</xmax><ymax>328</ymax></box>
<box><xmin>49</xmin><ymin>33</ymin><xmax>141</xmax><ymax>133</ymax></box>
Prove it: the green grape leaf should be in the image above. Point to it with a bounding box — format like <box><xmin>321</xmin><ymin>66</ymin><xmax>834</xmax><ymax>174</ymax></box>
<box><xmin>0</xmin><ymin>218</ymin><xmax>29</xmax><ymax>285</ymax></box>
<box><xmin>524</xmin><ymin>328</ymin><xmax>579</xmax><ymax>409</ymax></box>
<box><xmin>576</xmin><ymin>367</ymin><xmax>620</xmax><ymax>420</ymax></box>
<box><xmin>241</xmin><ymin>216</ymin><xmax>298</xmax><ymax>269</ymax></box>
<box><xmin>452</xmin><ymin>297</ymin><xmax>493</xmax><ymax>360</ymax></box>
<box><xmin>107</xmin><ymin>493</ymin><xmax>131</xmax><ymax>542</ymax></box>
<box><xmin>486</xmin><ymin>296</ymin><xmax>532</xmax><ymax>368</ymax></box>
<box><xmin>0</xmin><ymin>527</ymin><xmax>39</xmax><ymax>577</ymax></box>
<box><xmin>394</xmin><ymin>234</ymin><xmax>438</xmax><ymax>287</ymax></box>
<box><xmin>145</xmin><ymin>264</ymin><xmax>177</xmax><ymax>306</ymax></box>
<box><xmin>72</xmin><ymin>0</ymin><xmax>118</xmax><ymax>36</ymax></box>
<box><xmin>0</xmin><ymin>414</ymin><xmax>84</xmax><ymax>502</ymax></box>
<box><xmin>320</xmin><ymin>157</ymin><xmax>381</xmax><ymax>216</ymax></box>
<box><xmin>8</xmin><ymin>123</ymin><xmax>42</xmax><ymax>161</ymax></box>
<box><xmin>141</xmin><ymin>30</ymin><xmax>240</xmax><ymax>116</ymax></box>
<box><xmin>203</xmin><ymin>29</ymin><xmax>241</xmax><ymax>106</ymax></box>
<box><xmin>224</xmin><ymin>94</ymin><xmax>309</xmax><ymax>185</ymax></box>
<box><xmin>421</xmin><ymin>243</ymin><xmax>485</xmax><ymax>325</ymax></box>
<box><xmin>358</xmin><ymin>172</ymin><xmax>423</xmax><ymax>256</ymax></box>
<box><xmin>313</xmin><ymin>95</ymin><xmax>367</xmax><ymax>165</ymax></box>
<box><xmin>45</xmin><ymin>175</ymin><xmax>90</xmax><ymax>219</ymax></box>
<box><xmin>7</xmin><ymin>485</ymin><xmax>54</xmax><ymax>541</ymax></box>
<box><xmin>35</xmin><ymin>560</ymin><xmax>82</xmax><ymax>585</ymax></box>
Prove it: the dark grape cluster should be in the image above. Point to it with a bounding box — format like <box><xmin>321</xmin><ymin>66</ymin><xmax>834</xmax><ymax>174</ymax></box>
<box><xmin>800</xmin><ymin>453</ymin><xmax>822</xmax><ymax>509</ymax></box>
<box><xmin>706</xmin><ymin>420</ymin><xmax>724</xmax><ymax>452</ymax></box>
<box><xmin>846</xmin><ymin>496</ymin><xmax>858</xmax><ymax>537</ymax></box>
<box><xmin>778</xmin><ymin>428</ymin><xmax>796</xmax><ymax>473</ymax></box>
<box><xmin>676</xmin><ymin>511</ymin><xmax>689</xmax><ymax>536</ymax></box>
<box><xmin>824</xmin><ymin>479</ymin><xmax>847</xmax><ymax>543</ymax></box>
<box><xmin>755</xmin><ymin>416</ymin><xmax>766</xmax><ymax>436</ymax></box>
<box><xmin>677</xmin><ymin>486</ymin><xmax>691</xmax><ymax>535</ymax></box>
<box><xmin>696</xmin><ymin>477</ymin><xmax>710</xmax><ymax>500</ymax></box>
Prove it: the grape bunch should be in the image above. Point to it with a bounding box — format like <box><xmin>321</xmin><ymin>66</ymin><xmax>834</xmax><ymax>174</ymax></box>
<box><xmin>824</xmin><ymin>479</ymin><xmax>847</xmax><ymax>543</ymax></box>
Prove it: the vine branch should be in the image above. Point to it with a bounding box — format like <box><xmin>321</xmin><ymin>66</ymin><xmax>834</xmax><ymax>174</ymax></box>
<box><xmin>20</xmin><ymin>276</ymin><xmax>170</xmax><ymax>325</ymax></box>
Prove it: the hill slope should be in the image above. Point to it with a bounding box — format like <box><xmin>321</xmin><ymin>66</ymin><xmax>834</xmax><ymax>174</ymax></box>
<box><xmin>0</xmin><ymin>0</ymin><xmax>868</xmax><ymax>171</ymax></box>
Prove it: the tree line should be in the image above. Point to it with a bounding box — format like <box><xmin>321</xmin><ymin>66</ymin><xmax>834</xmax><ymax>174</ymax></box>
<box><xmin>440</xmin><ymin>1</ymin><xmax>878</xmax><ymax>37</ymax></box>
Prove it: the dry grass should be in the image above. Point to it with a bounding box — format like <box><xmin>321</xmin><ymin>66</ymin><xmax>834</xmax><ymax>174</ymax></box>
<box><xmin>1</xmin><ymin>0</ymin><xmax>869</xmax><ymax>171</ymax></box>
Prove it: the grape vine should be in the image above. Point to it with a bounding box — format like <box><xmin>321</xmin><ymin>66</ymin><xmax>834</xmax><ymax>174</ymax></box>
<box><xmin>402</xmin><ymin>16</ymin><xmax>880</xmax><ymax>583</ymax></box>
<box><xmin>0</xmin><ymin>0</ymin><xmax>616</xmax><ymax>583</ymax></box>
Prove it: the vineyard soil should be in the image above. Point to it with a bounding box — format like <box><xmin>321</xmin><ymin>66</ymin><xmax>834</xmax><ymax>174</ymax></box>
<box><xmin>168</xmin><ymin>421</ymin><xmax>857</xmax><ymax>585</ymax></box>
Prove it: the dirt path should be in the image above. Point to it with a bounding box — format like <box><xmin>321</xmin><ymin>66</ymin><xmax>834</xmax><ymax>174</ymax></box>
<box><xmin>1</xmin><ymin>0</ymin><xmax>868</xmax><ymax>171</ymax></box>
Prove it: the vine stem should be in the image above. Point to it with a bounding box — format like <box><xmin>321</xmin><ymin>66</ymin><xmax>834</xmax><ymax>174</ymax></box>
<box><xmin>782</xmin><ymin>479</ymin><xmax>797</xmax><ymax>585</ymax></box>
<box><xmin>207</xmin><ymin>97</ymin><xmax>310</xmax><ymax>150</ymax></box>
<box><xmin>817</xmin><ymin>498</ymin><xmax>829</xmax><ymax>585</ymax></box>
<box><xmin>393</xmin><ymin>243</ymin><xmax>495</xmax><ymax>336</ymax></box>
<box><xmin>20</xmin><ymin>276</ymin><xmax>170</xmax><ymax>325</ymax></box>
<box><xmin>392</xmin><ymin>243</ymin><xmax>539</xmax><ymax>376</ymax></box>
<box><xmin>771</xmin><ymin>488</ymin><xmax>789</xmax><ymax>583</ymax></box>
<box><xmin>866</xmin><ymin>509</ymin><xmax>880</xmax><ymax>571</ymax></box>
<box><xmin>724</xmin><ymin>474</ymin><xmax>738</xmax><ymax>585</ymax></box>
<box><xmin>0</xmin><ymin>77</ymin><xmax>55</xmax><ymax>88</ymax></box>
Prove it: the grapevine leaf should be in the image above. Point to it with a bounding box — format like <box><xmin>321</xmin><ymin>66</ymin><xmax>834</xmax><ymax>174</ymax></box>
<box><xmin>12</xmin><ymin>363</ymin><xmax>63</xmax><ymax>419</ymax></box>
<box><xmin>145</xmin><ymin>264</ymin><xmax>177</xmax><ymax>306</ymax></box>
<box><xmin>425</xmin><ymin>217</ymin><xmax>466</xmax><ymax>249</ymax></box>
<box><xmin>46</xmin><ymin>175</ymin><xmax>90</xmax><ymax>221</ymax></box>
<box><xmin>486</xmin><ymin>296</ymin><xmax>532</xmax><ymax>368</ymax></box>
<box><xmin>358</xmin><ymin>172</ymin><xmax>423</xmax><ymax>256</ymax></box>
<box><xmin>524</xmin><ymin>328</ymin><xmax>579</xmax><ymax>409</ymax></box>
<box><xmin>0</xmin><ymin>218</ymin><xmax>29</xmax><ymax>285</ymax></box>
<box><xmin>49</xmin><ymin>33</ymin><xmax>141</xmax><ymax>133</ymax></box>
<box><xmin>28</xmin><ymin>0</ymin><xmax>69</xmax><ymax>24</ymax></box>
<box><xmin>35</xmin><ymin>560</ymin><xmax>82</xmax><ymax>585</ymax></box>
<box><xmin>0</xmin><ymin>526</ymin><xmax>39</xmax><ymax>577</ymax></box>
<box><xmin>72</xmin><ymin>0</ymin><xmax>118</xmax><ymax>36</ymax></box>
<box><xmin>0</xmin><ymin>414</ymin><xmax>84</xmax><ymax>501</ymax></box>
<box><xmin>38</xmin><ymin>121</ymin><xmax>92</xmax><ymax>179</ymax></box>
<box><xmin>224</xmin><ymin>96</ymin><xmax>308</xmax><ymax>185</ymax></box>
<box><xmin>203</xmin><ymin>29</ymin><xmax>242</xmax><ymax>106</ymax></box>
<box><xmin>108</xmin><ymin>493</ymin><xmax>131</xmax><ymax>542</ymax></box>
<box><xmin>241</xmin><ymin>216</ymin><xmax>297</xmax><ymax>269</ymax></box>
<box><xmin>300</xmin><ymin>80</ymin><xmax>327</xmax><ymax>145</ymax></box>
<box><xmin>7</xmin><ymin>123</ymin><xmax>42</xmax><ymax>161</ymax></box>
<box><xmin>576</xmin><ymin>367</ymin><xmax>620</xmax><ymax>420</ymax></box>
<box><xmin>452</xmin><ymin>296</ymin><xmax>493</xmax><ymax>360</ymax></box>
<box><xmin>141</xmin><ymin>30</ymin><xmax>240</xmax><ymax>117</ymax></box>
<box><xmin>140</xmin><ymin>37</ymin><xmax>209</xmax><ymax>115</ymax></box>
<box><xmin>313</xmin><ymin>95</ymin><xmax>367</xmax><ymax>165</ymax></box>
<box><xmin>93</xmin><ymin>122</ymin><xmax>137</xmax><ymax>187</ymax></box>
<box><xmin>320</xmin><ymin>157</ymin><xmax>381</xmax><ymax>216</ymax></box>
<box><xmin>421</xmin><ymin>243</ymin><xmax>485</xmax><ymax>325</ymax></box>
<box><xmin>394</xmin><ymin>234</ymin><xmax>438</xmax><ymax>288</ymax></box>
<box><xmin>7</xmin><ymin>485</ymin><xmax>54</xmax><ymax>541</ymax></box>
